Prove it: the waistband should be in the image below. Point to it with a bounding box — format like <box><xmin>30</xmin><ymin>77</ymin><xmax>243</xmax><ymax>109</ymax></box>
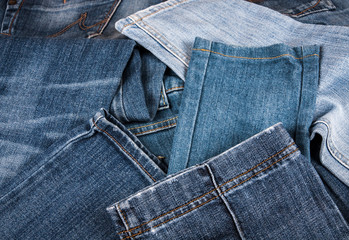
<box><xmin>108</xmin><ymin>123</ymin><xmax>300</xmax><ymax>239</ymax></box>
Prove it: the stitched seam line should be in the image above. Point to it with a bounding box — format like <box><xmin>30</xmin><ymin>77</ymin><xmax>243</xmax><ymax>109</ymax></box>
<box><xmin>6</xmin><ymin>0</ymin><xmax>26</xmax><ymax>35</ymax></box>
<box><xmin>120</xmin><ymin>0</ymin><xmax>189</xmax><ymax>32</ymax></box>
<box><xmin>121</xmin><ymin>148</ymin><xmax>299</xmax><ymax>240</ymax></box>
<box><xmin>92</xmin><ymin>119</ymin><xmax>156</xmax><ymax>182</ymax></box>
<box><xmin>161</xmin><ymin>90</ymin><xmax>166</xmax><ymax>106</ymax></box>
<box><xmin>80</xmin><ymin>13</ymin><xmax>107</xmax><ymax>30</ymax></box>
<box><xmin>47</xmin><ymin>14</ymin><xmax>84</xmax><ymax>38</ymax></box>
<box><xmin>134</xmin><ymin>123</ymin><xmax>177</xmax><ymax>136</ymax></box>
<box><xmin>97</xmin><ymin>0</ymin><xmax>119</xmax><ymax>32</ymax></box>
<box><xmin>128</xmin><ymin>116</ymin><xmax>178</xmax><ymax>130</ymax></box>
<box><xmin>117</xmin><ymin>142</ymin><xmax>295</xmax><ymax>234</ymax></box>
<box><xmin>165</xmin><ymin>86</ymin><xmax>184</xmax><ymax>93</ymax></box>
<box><xmin>192</xmin><ymin>49</ymin><xmax>319</xmax><ymax>60</ymax></box>
<box><xmin>295</xmin><ymin>0</ymin><xmax>321</xmax><ymax>16</ymax></box>
<box><xmin>120</xmin><ymin>207</ymin><xmax>130</xmax><ymax>230</ymax></box>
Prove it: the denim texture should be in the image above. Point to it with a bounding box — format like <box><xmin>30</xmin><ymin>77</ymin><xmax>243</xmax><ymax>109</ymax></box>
<box><xmin>110</xmin><ymin>123</ymin><xmax>349</xmax><ymax>239</ymax></box>
<box><xmin>252</xmin><ymin>0</ymin><xmax>349</xmax><ymax>26</ymax></box>
<box><xmin>0</xmin><ymin>37</ymin><xmax>166</xmax><ymax>185</ymax></box>
<box><xmin>0</xmin><ymin>0</ymin><xmax>164</xmax><ymax>38</ymax></box>
<box><xmin>0</xmin><ymin>109</ymin><xmax>166</xmax><ymax>239</ymax></box>
<box><xmin>115</xmin><ymin>0</ymin><xmax>349</xmax><ymax>186</ymax></box>
<box><xmin>168</xmin><ymin>38</ymin><xmax>319</xmax><ymax>173</ymax></box>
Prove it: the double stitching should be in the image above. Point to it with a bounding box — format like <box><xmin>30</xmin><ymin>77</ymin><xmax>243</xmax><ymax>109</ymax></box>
<box><xmin>193</xmin><ymin>48</ymin><xmax>319</xmax><ymax>60</ymax></box>
<box><xmin>165</xmin><ymin>86</ymin><xmax>184</xmax><ymax>93</ymax></box>
<box><xmin>48</xmin><ymin>0</ymin><xmax>120</xmax><ymax>38</ymax></box>
<box><xmin>294</xmin><ymin>0</ymin><xmax>321</xmax><ymax>16</ymax></box>
<box><xmin>133</xmin><ymin>123</ymin><xmax>177</xmax><ymax>136</ymax></box>
<box><xmin>128</xmin><ymin>117</ymin><xmax>178</xmax><ymax>131</ymax></box>
<box><xmin>120</xmin><ymin>147</ymin><xmax>299</xmax><ymax>239</ymax></box>
<box><xmin>118</xmin><ymin>142</ymin><xmax>296</xmax><ymax>236</ymax></box>
<box><xmin>92</xmin><ymin>118</ymin><xmax>156</xmax><ymax>182</ymax></box>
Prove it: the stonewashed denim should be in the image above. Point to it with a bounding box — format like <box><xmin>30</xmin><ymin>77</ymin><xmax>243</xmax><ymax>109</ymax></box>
<box><xmin>168</xmin><ymin>38</ymin><xmax>319</xmax><ymax>174</ymax></box>
<box><xmin>0</xmin><ymin>0</ymin><xmax>165</xmax><ymax>38</ymax></box>
<box><xmin>250</xmin><ymin>0</ymin><xmax>349</xmax><ymax>26</ymax></box>
<box><xmin>0</xmin><ymin>37</ymin><xmax>166</xmax><ymax>185</ymax></box>
<box><xmin>109</xmin><ymin>123</ymin><xmax>349</xmax><ymax>240</ymax></box>
<box><xmin>0</xmin><ymin>109</ymin><xmax>166</xmax><ymax>240</ymax></box>
<box><xmin>115</xmin><ymin>0</ymin><xmax>349</xmax><ymax>186</ymax></box>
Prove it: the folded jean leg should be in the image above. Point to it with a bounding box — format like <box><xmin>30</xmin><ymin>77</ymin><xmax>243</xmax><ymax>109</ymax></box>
<box><xmin>115</xmin><ymin>0</ymin><xmax>349</xmax><ymax>187</ymax></box>
<box><xmin>0</xmin><ymin>109</ymin><xmax>166</xmax><ymax>240</ymax></box>
<box><xmin>168</xmin><ymin>38</ymin><xmax>319</xmax><ymax>174</ymax></box>
<box><xmin>110</xmin><ymin>123</ymin><xmax>349</xmax><ymax>240</ymax></box>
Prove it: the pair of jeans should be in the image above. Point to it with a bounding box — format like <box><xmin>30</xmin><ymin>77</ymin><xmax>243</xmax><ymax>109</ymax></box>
<box><xmin>115</xmin><ymin>0</ymin><xmax>349</xmax><ymax>187</ymax></box>
<box><xmin>251</xmin><ymin>0</ymin><xmax>349</xmax><ymax>26</ymax></box>
<box><xmin>0</xmin><ymin>0</ymin><xmax>164</xmax><ymax>38</ymax></box>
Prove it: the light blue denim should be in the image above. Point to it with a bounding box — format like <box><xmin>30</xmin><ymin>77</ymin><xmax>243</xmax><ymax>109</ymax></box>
<box><xmin>252</xmin><ymin>0</ymin><xmax>349</xmax><ymax>26</ymax></box>
<box><xmin>115</xmin><ymin>0</ymin><xmax>349</xmax><ymax>187</ymax></box>
<box><xmin>168</xmin><ymin>37</ymin><xmax>320</xmax><ymax>174</ymax></box>
<box><xmin>110</xmin><ymin>123</ymin><xmax>349</xmax><ymax>240</ymax></box>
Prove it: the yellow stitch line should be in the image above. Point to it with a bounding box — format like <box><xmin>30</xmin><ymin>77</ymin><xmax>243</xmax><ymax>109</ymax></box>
<box><xmin>222</xmin><ymin>148</ymin><xmax>299</xmax><ymax>194</ymax></box>
<box><xmin>134</xmin><ymin>123</ymin><xmax>177</xmax><ymax>136</ymax></box>
<box><xmin>192</xmin><ymin>48</ymin><xmax>319</xmax><ymax>60</ymax></box>
<box><xmin>165</xmin><ymin>86</ymin><xmax>184</xmax><ymax>93</ymax></box>
<box><xmin>121</xmin><ymin>148</ymin><xmax>299</xmax><ymax>240</ymax></box>
<box><xmin>295</xmin><ymin>0</ymin><xmax>321</xmax><ymax>16</ymax></box>
<box><xmin>161</xmin><ymin>90</ymin><xmax>166</xmax><ymax>106</ymax></box>
<box><xmin>121</xmin><ymin>0</ymin><xmax>189</xmax><ymax>32</ymax></box>
<box><xmin>92</xmin><ymin>119</ymin><xmax>156</xmax><ymax>182</ymax></box>
<box><xmin>128</xmin><ymin>117</ymin><xmax>178</xmax><ymax>131</ymax></box>
<box><xmin>117</xmin><ymin>142</ymin><xmax>295</xmax><ymax>234</ymax></box>
<box><xmin>119</xmin><ymin>206</ymin><xmax>130</xmax><ymax>229</ymax></box>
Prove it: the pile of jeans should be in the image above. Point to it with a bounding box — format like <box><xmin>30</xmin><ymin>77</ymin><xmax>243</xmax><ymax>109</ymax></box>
<box><xmin>1</xmin><ymin>0</ymin><xmax>348</xmax><ymax>239</ymax></box>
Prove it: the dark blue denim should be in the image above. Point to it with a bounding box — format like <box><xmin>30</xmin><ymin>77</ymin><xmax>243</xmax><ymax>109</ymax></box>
<box><xmin>0</xmin><ymin>109</ymin><xmax>166</xmax><ymax>240</ymax></box>
<box><xmin>0</xmin><ymin>37</ymin><xmax>166</xmax><ymax>185</ymax></box>
<box><xmin>0</xmin><ymin>0</ymin><xmax>165</xmax><ymax>38</ymax></box>
<box><xmin>110</xmin><ymin>123</ymin><xmax>349</xmax><ymax>240</ymax></box>
<box><xmin>250</xmin><ymin>0</ymin><xmax>349</xmax><ymax>26</ymax></box>
<box><xmin>168</xmin><ymin>37</ymin><xmax>320</xmax><ymax>174</ymax></box>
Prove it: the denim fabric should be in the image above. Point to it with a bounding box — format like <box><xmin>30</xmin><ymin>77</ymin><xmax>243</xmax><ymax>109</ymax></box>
<box><xmin>168</xmin><ymin>38</ymin><xmax>319</xmax><ymax>173</ymax></box>
<box><xmin>251</xmin><ymin>0</ymin><xmax>349</xmax><ymax>26</ymax></box>
<box><xmin>110</xmin><ymin>123</ymin><xmax>349</xmax><ymax>240</ymax></box>
<box><xmin>124</xmin><ymin>69</ymin><xmax>184</xmax><ymax>167</ymax></box>
<box><xmin>0</xmin><ymin>37</ymin><xmax>166</xmax><ymax>185</ymax></box>
<box><xmin>0</xmin><ymin>109</ymin><xmax>166</xmax><ymax>239</ymax></box>
<box><xmin>0</xmin><ymin>0</ymin><xmax>164</xmax><ymax>38</ymax></box>
<box><xmin>115</xmin><ymin>0</ymin><xmax>349</xmax><ymax>186</ymax></box>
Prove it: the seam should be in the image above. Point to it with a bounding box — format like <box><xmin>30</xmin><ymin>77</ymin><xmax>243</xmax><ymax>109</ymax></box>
<box><xmin>92</xmin><ymin>118</ymin><xmax>156</xmax><ymax>182</ymax></box>
<box><xmin>205</xmin><ymin>164</ymin><xmax>245</xmax><ymax>239</ymax></box>
<box><xmin>128</xmin><ymin>116</ymin><xmax>178</xmax><ymax>131</ymax></box>
<box><xmin>96</xmin><ymin>0</ymin><xmax>122</xmax><ymax>35</ymax></box>
<box><xmin>120</xmin><ymin>148</ymin><xmax>299</xmax><ymax>239</ymax></box>
<box><xmin>120</xmin><ymin>0</ymin><xmax>189</xmax><ymax>32</ymax></box>
<box><xmin>161</xmin><ymin>89</ymin><xmax>166</xmax><ymax>106</ymax></box>
<box><xmin>294</xmin><ymin>0</ymin><xmax>321</xmax><ymax>16</ymax></box>
<box><xmin>96</xmin><ymin>0</ymin><xmax>119</xmax><ymax>32</ymax></box>
<box><xmin>165</xmin><ymin>86</ymin><xmax>184</xmax><ymax>93</ymax></box>
<box><xmin>117</xmin><ymin>204</ymin><xmax>133</xmax><ymax>239</ymax></box>
<box><xmin>134</xmin><ymin>123</ymin><xmax>177</xmax><ymax>136</ymax></box>
<box><xmin>294</xmin><ymin>46</ymin><xmax>305</xmax><ymax>145</ymax></box>
<box><xmin>5</xmin><ymin>0</ymin><xmax>26</xmax><ymax>36</ymax></box>
<box><xmin>117</xmin><ymin>142</ymin><xmax>295</xmax><ymax>234</ymax></box>
<box><xmin>192</xmin><ymin>49</ymin><xmax>319</xmax><ymax>60</ymax></box>
<box><xmin>47</xmin><ymin>12</ymin><xmax>107</xmax><ymax>38</ymax></box>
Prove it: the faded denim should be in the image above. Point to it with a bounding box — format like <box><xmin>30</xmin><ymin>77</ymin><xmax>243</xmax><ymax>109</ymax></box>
<box><xmin>0</xmin><ymin>0</ymin><xmax>165</xmax><ymax>38</ymax></box>
<box><xmin>0</xmin><ymin>37</ymin><xmax>166</xmax><ymax>185</ymax></box>
<box><xmin>168</xmin><ymin>37</ymin><xmax>320</xmax><ymax>174</ymax></box>
<box><xmin>115</xmin><ymin>0</ymin><xmax>349</xmax><ymax>186</ymax></box>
